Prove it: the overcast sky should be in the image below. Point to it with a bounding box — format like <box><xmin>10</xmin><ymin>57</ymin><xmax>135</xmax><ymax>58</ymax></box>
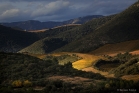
<box><xmin>0</xmin><ymin>0</ymin><xmax>137</xmax><ymax>22</ymax></box>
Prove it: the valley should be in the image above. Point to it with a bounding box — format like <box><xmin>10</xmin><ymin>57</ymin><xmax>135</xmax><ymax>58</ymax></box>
<box><xmin>0</xmin><ymin>1</ymin><xmax>139</xmax><ymax>93</ymax></box>
<box><xmin>1</xmin><ymin>51</ymin><xmax>139</xmax><ymax>93</ymax></box>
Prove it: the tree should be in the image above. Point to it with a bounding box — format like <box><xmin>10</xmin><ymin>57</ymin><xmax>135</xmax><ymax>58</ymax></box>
<box><xmin>23</xmin><ymin>80</ymin><xmax>32</xmax><ymax>87</ymax></box>
<box><xmin>12</xmin><ymin>80</ymin><xmax>22</xmax><ymax>88</ymax></box>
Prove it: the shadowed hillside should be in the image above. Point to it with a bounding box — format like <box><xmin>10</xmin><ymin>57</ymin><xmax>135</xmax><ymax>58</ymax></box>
<box><xmin>54</xmin><ymin>1</ymin><xmax>139</xmax><ymax>53</ymax></box>
<box><xmin>91</xmin><ymin>40</ymin><xmax>139</xmax><ymax>56</ymax></box>
<box><xmin>0</xmin><ymin>25</ymin><xmax>40</xmax><ymax>52</ymax></box>
<box><xmin>20</xmin><ymin>15</ymin><xmax>115</xmax><ymax>54</ymax></box>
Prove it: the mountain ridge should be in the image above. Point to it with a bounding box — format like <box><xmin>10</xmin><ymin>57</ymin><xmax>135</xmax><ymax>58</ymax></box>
<box><xmin>53</xmin><ymin>1</ymin><xmax>139</xmax><ymax>53</ymax></box>
<box><xmin>1</xmin><ymin>15</ymin><xmax>103</xmax><ymax>31</ymax></box>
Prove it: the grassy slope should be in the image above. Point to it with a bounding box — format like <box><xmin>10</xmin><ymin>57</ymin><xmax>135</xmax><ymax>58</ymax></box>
<box><xmin>55</xmin><ymin>15</ymin><xmax>115</xmax><ymax>41</ymax></box>
<box><xmin>91</xmin><ymin>40</ymin><xmax>139</xmax><ymax>56</ymax></box>
<box><xmin>19</xmin><ymin>38</ymin><xmax>68</xmax><ymax>54</ymax></box>
<box><xmin>54</xmin><ymin>2</ymin><xmax>139</xmax><ymax>53</ymax></box>
<box><xmin>19</xmin><ymin>25</ymin><xmax>80</xmax><ymax>54</ymax></box>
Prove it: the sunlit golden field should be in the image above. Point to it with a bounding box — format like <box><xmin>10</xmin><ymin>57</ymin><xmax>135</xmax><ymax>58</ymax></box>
<box><xmin>72</xmin><ymin>53</ymin><xmax>104</xmax><ymax>70</ymax></box>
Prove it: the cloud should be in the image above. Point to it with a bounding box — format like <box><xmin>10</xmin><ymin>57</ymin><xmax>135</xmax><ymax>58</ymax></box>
<box><xmin>0</xmin><ymin>3</ymin><xmax>14</xmax><ymax>13</ymax></box>
<box><xmin>0</xmin><ymin>3</ymin><xmax>19</xmax><ymax>21</ymax></box>
<box><xmin>1</xmin><ymin>9</ymin><xmax>19</xmax><ymax>17</ymax></box>
<box><xmin>68</xmin><ymin>0</ymin><xmax>137</xmax><ymax>15</ymax></box>
<box><xmin>31</xmin><ymin>0</ymin><xmax>70</xmax><ymax>17</ymax></box>
<box><xmin>0</xmin><ymin>2</ymin><xmax>32</xmax><ymax>22</ymax></box>
<box><xmin>0</xmin><ymin>0</ymin><xmax>137</xmax><ymax>22</ymax></box>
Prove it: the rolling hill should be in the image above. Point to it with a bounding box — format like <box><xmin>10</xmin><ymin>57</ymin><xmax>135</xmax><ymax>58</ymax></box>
<box><xmin>19</xmin><ymin>15</ymin><xmax>115</xmax><ymax>54</ymax></box>
<box><xmin>3</xmin><ymin>1</ymin><xmax>139</xmax><ymax>54</ymax></box>
<box><xmin>91</xmin><ymin>40</ymin><xmax>139</xmax><ymax>56</ymax></box>
<box><xmin>1</xmin><ymin>1</ymin><xmax>139</xmax><ymax>93</ymax></box>
<box><xmin>54</xmin><ymin>1</ymin><xmax>139</xmax><ymax>53</ymax></box>
<box><xmin>0</xmin><ymin>23</ymin><xmax>80</xmax><ymax>53</ymax></box>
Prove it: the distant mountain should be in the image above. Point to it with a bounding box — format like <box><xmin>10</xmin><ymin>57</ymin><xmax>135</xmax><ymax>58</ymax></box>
<box><xmin>0</xmin><ymin>25</ymin><xmax>40</xmax><ymax>52</ymax></box>
<box><xmin>0</xmin><ymin>15</ymin><xmax>103</xmax><ymax>31</ymax></box>
<box><xmin>63</xmin><ymin>15</ymin><xmax>103</xmax><ymax>24</ymax></box>
<box><xmin>1</xmin><ymin>20</ymin><xmax>61</xmax><ymax>31</ymax></box>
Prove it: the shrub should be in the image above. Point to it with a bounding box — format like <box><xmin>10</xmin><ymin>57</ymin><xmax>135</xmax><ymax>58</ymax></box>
<box><xmin>23</xmin><ymin>80</ymin><xmax>32</xmax><ymax>87</ymax></box>
<box><xmin>12</xmin><ymin>80</ymin><xmax>22</xmax><ymax>88</ymax></box>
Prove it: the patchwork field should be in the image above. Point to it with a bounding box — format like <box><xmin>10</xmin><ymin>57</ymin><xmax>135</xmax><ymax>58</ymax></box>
<box><xmin>50</xmin><ymin>52</ymin><xmax>105</xmax><ymax>69</ymax></box>
<box><xmin>50</xmin><ymin>52</ymin><xmax>115</xmax><ymax>77</ymax></box>
<box><xmin>28</xmin><ymin>52</ymin><xmax>139</xmax><ymax>80</ymax></box>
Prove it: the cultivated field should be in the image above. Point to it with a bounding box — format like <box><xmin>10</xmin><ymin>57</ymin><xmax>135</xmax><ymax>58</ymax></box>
<box><xmin>72</xmin><ymin>53</ymin><xmax>103</xmax><ymax>70</ymax></box>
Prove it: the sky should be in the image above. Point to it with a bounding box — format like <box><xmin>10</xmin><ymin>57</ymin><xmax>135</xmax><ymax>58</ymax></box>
<box><xmin>0</xmin><ymin>0</ymin><xmax>137</xmax><ymax>22</ymax></box>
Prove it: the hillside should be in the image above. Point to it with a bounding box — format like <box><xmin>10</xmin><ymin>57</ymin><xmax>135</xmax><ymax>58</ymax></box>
<box><xmin>91</xmin><ymin>40</ymin><xmax>139</xmax><ymax>56</ymax></box>
<box><xmin>1</xmin><ymin>15</ymin><xmax>103</xmax><ymax>31</ymax></box>
<box><xmin>0</xmin><ymin>25</ymin><xmax>40</xmax><ymax>52</ymax></box>
<box><xmin>0</xmin><ymin>23</ymin><xmax>81</xmax><ymax>53</ymax></box>
<box><xmin>1</xmin><ymin>1</ymin><xmax>139</xmax><ymax>93</ymax></box>
<box><xmin>19</xmin><ymin>15</ymin><xmax>114</xmax><ymax>54</ymax></box>
<box><xmin>19</xmin><ymin>24</ymin><xmax>81</xmax><ymax>54</ymax></box>
<box><xmin>0</xmin><ymin>52</ymin><xmax>108</xmax><ymax>93</ymax></box>
<box><xmin>1</xmin><ymin>52</ymin><xmax>139</xmax><ymax>93</ymax></box>
<box><xmin>54</xmin><ymin>1</ymin><xmax>139</xmax><ymax>53</ymax></box>
<box><xmin>63</xmin><ymin>15</ymin><xmax>103</xmax><ymax>24</ymax></box>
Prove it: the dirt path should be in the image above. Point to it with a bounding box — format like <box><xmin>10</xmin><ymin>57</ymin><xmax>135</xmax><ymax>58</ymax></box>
<box><xmin>82</xmin><ymin>67</ymin><xmax>114</xmax><ymax>78</ymax></box>
<box><xmin>130</xmin><ymin>50</ymin><xmax>139</xmax><ymax>55</ymax></box>
<box><xmin>121</xmin><ymin>75</ymin><xmax>139</xmax><ymax>82</ymax></box>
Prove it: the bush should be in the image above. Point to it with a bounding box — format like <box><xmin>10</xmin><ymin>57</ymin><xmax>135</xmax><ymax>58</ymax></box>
<box><xmin>23</xmin><ymin>80</ymin><xmax>32</xmax><ymax>87</ymax></box>
<box><xmin>12</xmin><ymin>80</ymin><xmax>22</xmax><ymax>88</ymax></box>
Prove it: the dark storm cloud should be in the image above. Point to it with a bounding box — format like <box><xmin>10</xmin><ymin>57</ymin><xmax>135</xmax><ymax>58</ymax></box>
<box><xmin>0</xmin><ymin>0</ymin><xmax>137</xmax><ymax>22</ymax></box>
